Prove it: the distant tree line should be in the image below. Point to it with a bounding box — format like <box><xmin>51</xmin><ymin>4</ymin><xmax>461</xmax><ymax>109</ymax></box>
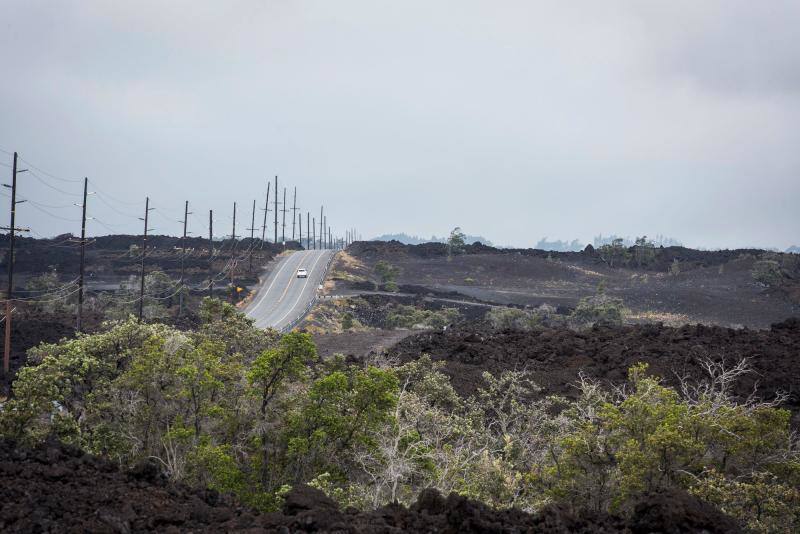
<box><xmin>373</xmin><ymin>232</ymin><xmax>493</xmax><ymax>247</ymax></box>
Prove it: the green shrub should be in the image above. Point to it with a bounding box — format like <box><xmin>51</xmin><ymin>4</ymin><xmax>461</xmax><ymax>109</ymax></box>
<box><xmin>571</xmin><ymin>294</ymin><xmax>626</xmax><ymax>327</ymax></box>
<box><xmin>386</xmin><ymin>305</ymin><xmax>460</xmax><ymax>329</ymax></box>
<box><xmin>752</xmin><ymin>260</ymin><xmax>783</xmax><ymax>287</ymax></box>
<box><xmin>342</xmin><ymin>312</ymin><xmax>354</xmax><ymax>330</ymax></box>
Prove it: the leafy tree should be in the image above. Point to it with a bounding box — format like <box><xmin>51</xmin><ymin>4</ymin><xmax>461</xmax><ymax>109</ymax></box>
<box><xmin>598</xmin><ymin>238</ymin><xmax>630</xmax><ymax>268</ymax></box>
<box><xmin>447</xmin><ymin>227</ymin><xmax>466</xmax><ymax>256</ymax></box>
<box><xmin>285</xmin><ymin>365</ymin><xmax>399</xmax><ymax>482</ymax></box>
<box><xmin>633</xmin><ymin>236</ymin><xmax>656</xmax><ymax>267</ymax></box>
<box><xmin>248</xmin><ymin>331</ymin><xmax>315</xmax><ymax>486</ymax></box>
<box><xmin>24</xmin><ymin>267</ymin><xmax>73</xmax><ymax>314</ymax></box>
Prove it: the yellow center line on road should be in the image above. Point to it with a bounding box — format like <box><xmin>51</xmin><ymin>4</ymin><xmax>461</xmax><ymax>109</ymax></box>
<box><xmin>248</xmin><ymin>251</ymin><xmax>302</xmax><ymax>316</ymax></box>
<box><xmin>277</xmin><ymin>251</ymin><xmax>311</xmax><ymax>303</ymax></box>
<box><xmin>274</xmin><ymin>250</ymin><xmax>328</xmax><ymax>328</ymax></box>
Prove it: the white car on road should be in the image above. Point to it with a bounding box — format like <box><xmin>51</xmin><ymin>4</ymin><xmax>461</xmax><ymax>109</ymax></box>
<box><xmin>296</xmin><ymin>268</ymin><xmax>308</xmax><ymax>278</ymax></box>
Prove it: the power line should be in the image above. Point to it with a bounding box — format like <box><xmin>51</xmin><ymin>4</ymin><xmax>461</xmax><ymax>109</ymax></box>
<box><xmin>22</xmin><ymin>201</ymin><xmax>82</xmax><ymax>222</ymax></box>
<box><xmin>26</xmin><ymin>169</ymin><xmax>82</xmax><ymax>197</ymax></box>
<box><xmin>17</xmin><ymin>155</ymin><xmax>83</xmax><ymax>184</ymax></box>
<box><xmin>93</xmin><ymin>191</ymin><xmax>142</xmax><ymax>219</ymax></box>
<box><xmin>87</xmin><ymin>179</ymin><xmax>144</xmax><ymax>206</ymax></box>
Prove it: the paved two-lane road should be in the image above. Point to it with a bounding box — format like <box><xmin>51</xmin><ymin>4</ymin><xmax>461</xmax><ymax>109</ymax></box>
<box><xmin>245</xmin><ymin>249</ymin><xmax>334</xmax><ymax>331</ymax></box>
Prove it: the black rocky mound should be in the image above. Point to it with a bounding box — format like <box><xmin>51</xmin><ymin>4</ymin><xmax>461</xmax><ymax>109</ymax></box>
<box><xmin>0</xmin><ymin>440</ymin><xmax>743</xmax><ymax>533</ymax></box>
<box><xmin>388</xmin><ymin>318</ymin><xmax>800</xmax><ymax>415</ymax></box>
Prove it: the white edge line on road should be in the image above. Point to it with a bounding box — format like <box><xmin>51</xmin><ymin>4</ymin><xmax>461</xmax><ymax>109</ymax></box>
<box><xmin>277</xmin><ymin>251</ymin><xmax>311</xmax><ymax>304</ymax></box>
<box><xmin>274</xmin><ymin>250</ymin><xmax>328</xmax><ymax>329</ymax></box>
<box><xmin>247</xmin><ymin>251</ymin><xmax>302</xmax><ymax>316</ymax></box>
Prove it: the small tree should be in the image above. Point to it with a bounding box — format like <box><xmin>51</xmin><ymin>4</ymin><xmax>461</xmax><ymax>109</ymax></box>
<box><xmin>598</xmin><ymin>238</ymin><xmax>630</xmax><ymax>268</ymax></box>
<box><xmin>633</xmin><ymin>236</ymin><xmax>656</xmax><ymax>267</ymax></box>
<box><xmin>25</xmin><ymin>268</ymin><xmax>73</xmax><ymax>314</ymax></box>
<box><xmin>669</xmin><ymin>258</ymin><xmax>681</xmax><ymax>276</ymax></box>
<box><xmin>374</xmin><ymin>260</ymin><xmax>400</xmax><ymax>291</ymax></box>
<box><xmin>447</xmin><ymin>227</ymin><xmax>466</xmax><ymax>256</ymax></box>
<box><xmin>342</xmin><ymin>312</ymin><xmax>354</xmax><ymax>330</ymax></box>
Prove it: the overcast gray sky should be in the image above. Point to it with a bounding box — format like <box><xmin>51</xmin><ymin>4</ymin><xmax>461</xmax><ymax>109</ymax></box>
<box><xmin>1</xmin><ymin>1</ymin><xmax>798</xmax><ymax>249</ymax></box>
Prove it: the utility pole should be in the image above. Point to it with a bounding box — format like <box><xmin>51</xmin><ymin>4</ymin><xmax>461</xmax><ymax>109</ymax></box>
<box><xmin>319</xmin><ymin>207</ymin><xmax>323</xmax><ymax>250</ymax></box>
<box><xmin>299</xmin><ymin>215</ymin><xmax>302</xmax><ymax>249</ymax></box>
<box><xmin>248</xmin><ymin>199</ymin><xmax>256</xmax><ymax>272</ymax></box>
<box><xmin>281</xmin><ymin>187</ymin><xmax>287</xmax><ymax>245</ymax></box>
<box><xmin>76</xmin><ymin>177</ymin><xmax>88</xmax><ymax>331</ymax></box>
<box><xmin>3</xmin><ymin>152</ymin><xmax>29</xmax><ymax>376</ymax></box>
<box><xmin>138</xmin><ymin>197</ymin><xmax>153</xmax><ymax>323</ymax></box>
<box><xmin>324</xmin><ymin>216</ymin><xmax>328</xmax><ymax>249</ymax></box>
<box><xmin>307</xmin><ymin>212</ymin><xmax>311</xmax><ymax>249</ymax></box>
<box><xmin>291</xmin><ymin>186</ymin><xmax>298</xmax><ymax>242</ymax></box>
<box><xmin>273</xmin><ymin>176</ymin><xmax>278</xmax><ymax>244</ymax></box>
<box><xmin>231</xmin><ymin>202</ymin><xmax>237</xmax><ymax>303</ymax></box>
<box><xmin>261</xmin><ymin>180</ymin><xmax>270</xmax><ymax>244</ymax></box>
<box><xmin>208</xmin><ymin>210</ymin><xmax>214</xmax><ymax>299</ymax></box>
<box><xmin>328</xmin><ymin>226</ymin><xmax>331</xmax><ymax>251</ymax></box>
<box><xmin>312</xmin><ymin>217</ymin><xmax>316</xmax><ymax>251</ymax></box>
<box><xmin>178</xmin><ymin>200</ymin><xmax>191</xmax><ymax>316</ymax></box>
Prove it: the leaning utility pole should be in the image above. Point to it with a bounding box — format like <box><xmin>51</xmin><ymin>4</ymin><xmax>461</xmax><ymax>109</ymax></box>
<box><xmin>138</xmin><ymin>197</ymin><xmax>153</xmax><ymax>323</ymax></box>
<box><xmin>178</xmin><ymin>200</ymin><xmax>191</xmax><ymax>316</ymax></box>
<box><xmin>248</xmin><ymin>199</ymin><xmax>256</xmax><ymax>272</ymax></box>
<box><xmin>291</xmin><ymin>186</ymin><xmax>298</xmax><ymax>242</ymax></box>
<box><xmin>208</xmin><ymin>210</ymin><xmax>214</xmax><ymax>299</ymax></box>
<box><xmin>76</xmin><ymin>177</ymin><xmax>89</xmax><ymax>331</ymax></box>
<box><xmin>281</xmin><ymin>187</ymin><xmax>287</xmax><ymax>245</ymax></box>
<box><xmin>3</xmin><ymin>152</ymin><xmax>29</xmax><ymax>375</ymax></box>
<box><xmin>261</xmin><ymin>180</ymin><xmax>271</xmax><ymax>243</ymax></box>
<box><xmin>273</xmin><ymin>176</ymin><xmax>278</xmax><ymax>244</ymax></box>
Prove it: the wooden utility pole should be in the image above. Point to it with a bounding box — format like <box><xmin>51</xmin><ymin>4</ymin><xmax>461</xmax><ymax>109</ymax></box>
<box><xmin>138</xmin><ymin>197</ymin><xmax>153</xmax><ymax>322</ymax></box>
<box><xmin>273</xmin><ymin>176</ymin><xmax>278</xmax><ymax>244</ymax></box>
<box><xmin>178</xmin><ymin>200</ymin><xmax>191</xmax><ymax>316</ymax></box>
<box><xmin>231</xmin><ymin>202</ymin><xmax>237</xmax><ymax>303</ymax></box>
<box><xmin>208</xmin><ymin>210</ymin><xmax>214</xmax><ymax>299</ymax></box>
<box><xmin>261</xmin><ymin>180</ymin><xmax>270</xmax><ymax>243</ymax></box>
<box><xmin>281</xmin><ymin>187</ymin><xmax>287</xmax><ymax>245</ymax></box>
<box><xmin>76</xmin><ymin>177</ymin><xmax>88</xmax><ymax>331</ymax></box>
<box><xmin>319</xmin><ymin>207</ymin><xmax>323</xmax><ymax>250</ymax></box>
<box><xmin>248</xmin><ymin>199</ymin><xmax>256</xmax><ymax>272</ymax></box>
<box><xmin>3</xmin><ymin>152</ymin><xmax>29</xmax><ymax>375</ymax></box>
<box><xmin>291</xmin><ymin>186</ymin><xmax>298</xmax><ymax>242</ymax></box>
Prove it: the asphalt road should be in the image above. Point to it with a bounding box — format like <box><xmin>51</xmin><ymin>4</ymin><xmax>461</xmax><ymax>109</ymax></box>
<box><xmin>244</xmin><ymin>249</ymin><xmax>334</xmax><ymax>331</ymax></box>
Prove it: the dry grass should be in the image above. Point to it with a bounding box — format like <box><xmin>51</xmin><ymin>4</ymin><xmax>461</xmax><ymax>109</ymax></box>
<box><xmin>627</xmin><ymin>310</ymin><xmax>692</xmax><ymax>327</ymax></box>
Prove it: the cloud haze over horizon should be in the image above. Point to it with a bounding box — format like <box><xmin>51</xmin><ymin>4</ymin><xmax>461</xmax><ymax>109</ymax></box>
<box><xmin>1</xmin><ymin>1</ymin><xmax>798</xmax><ymax>249</ymax></box>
